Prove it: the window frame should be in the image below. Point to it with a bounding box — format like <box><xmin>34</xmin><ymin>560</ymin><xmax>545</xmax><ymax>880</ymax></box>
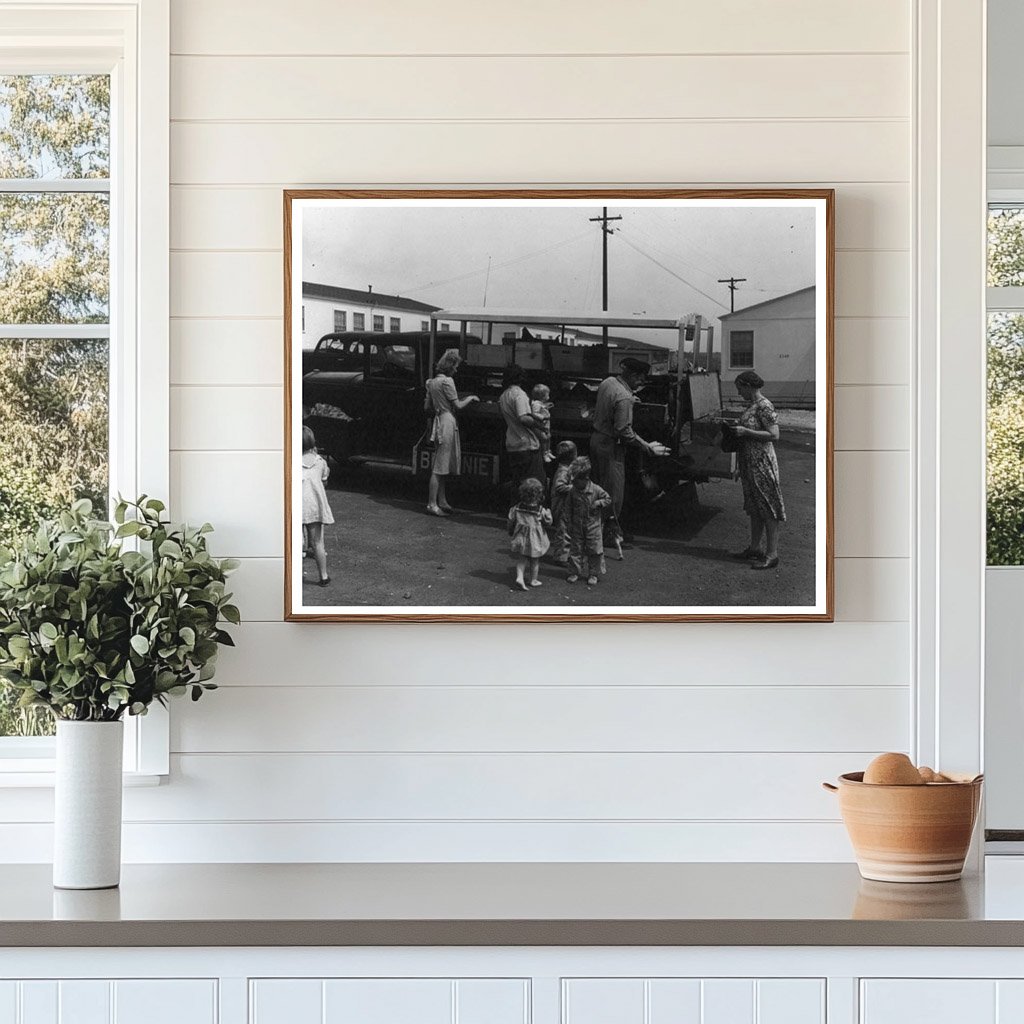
<box><xmin>372</xmin><ymin>314</ymin><xmax>384</xmax><ymax>332</ymax></box>
<box><xmin>728</xmin><ymin>329</ymin><xmax>755</xmax><ymax>369</ymax></box>
<box><xmin>0</xmin><ymin>0</ymin><xmax>170</xmax><ymax>783</ymax></box>
<box><xmin>333</xmin><ymin>309</ymin><xmax>346</xmax><ymax>332</ymax></box>
<box><xmin>353</xmin><ymin>312</ymin><xmax>365</xmax><ymax>330</ymax></box>
<box><xmin>389</xmin><ymin>317</ymin><xmax>400</xmax><ymax>333</ymax></box>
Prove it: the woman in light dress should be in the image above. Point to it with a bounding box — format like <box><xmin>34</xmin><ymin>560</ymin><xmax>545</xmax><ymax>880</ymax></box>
<box><xmin>729</xmin><ymin>369</ymin><xmax>786</xmax><ymax>570</ymax></box>
<box><xmin>423</xmin><ymin>348</ymin><xmax>479</xmax><ymax>516</ymax></box>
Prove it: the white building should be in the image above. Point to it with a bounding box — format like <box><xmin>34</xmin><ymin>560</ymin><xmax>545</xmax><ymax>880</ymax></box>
<box><xmin>718</xmin><ymin>286</ymin><xmax>816</xmax><ymax>407</ymax></box>
<box><xmin>301</xmin><ymin>283</ymin><xmax>442</xmax><ymax>348</ymax></box>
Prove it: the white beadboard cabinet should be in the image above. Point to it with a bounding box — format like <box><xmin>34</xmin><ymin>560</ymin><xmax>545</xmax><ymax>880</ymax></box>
<box><xmin>5</xmin><ymin>949</ymin><xmax>1024</xmax><ymax>1024</ymax></box>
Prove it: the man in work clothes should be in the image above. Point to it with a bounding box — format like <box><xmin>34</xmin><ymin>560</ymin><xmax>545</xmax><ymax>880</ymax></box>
<box><xmin>590</xmin><ymin>357</ymin><xmax>658</xmax><ymax>527</ymax></box>
<box><xmin>499</xmin><ymin>365</ymin><xmax>547</xmax><ymax>497</ymax></box>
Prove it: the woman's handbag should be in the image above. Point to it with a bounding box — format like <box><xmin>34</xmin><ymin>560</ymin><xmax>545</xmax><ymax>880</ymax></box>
<box><xmin>417</xmin><ymin>417</ymin><xmax>437</xmax><ymax>452</ymax></box>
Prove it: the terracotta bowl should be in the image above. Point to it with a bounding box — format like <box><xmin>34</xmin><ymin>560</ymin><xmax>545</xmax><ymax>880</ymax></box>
<box><xmin>823</xmin><ymin>772</ymin><xmax>983</xmax><ymax>883</ymax></box>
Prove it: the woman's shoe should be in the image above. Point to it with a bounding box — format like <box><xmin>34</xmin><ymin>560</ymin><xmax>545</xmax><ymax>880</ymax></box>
<box><xmin>317</xmin><ymin>576</ymin><xmax>332</xmax><ymax>587</ymax></box>
<box><xmin>426</xmin><ymin>505</ymin><xmax>450</xmax><ymax>517</ymax></box>
<box><xmin>438</xmin><ymin>504</ymin><xmax>456</xmax><ymax>514</ymax></box>
<box><xmin>731</xmin><ymin>547</ymin><xmax>764</xmax><ymax>561</ymax></box>
<box><xmin>751</xmin><ymin>556</ymin><xmax>780</xmax><ymax>571</ymax></box>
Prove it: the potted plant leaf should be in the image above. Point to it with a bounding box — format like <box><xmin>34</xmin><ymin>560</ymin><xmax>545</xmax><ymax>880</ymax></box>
<box><xmin>0</xmin><ymin>497</ymin><xmax>239</xmax><ymax>889</ymax></box>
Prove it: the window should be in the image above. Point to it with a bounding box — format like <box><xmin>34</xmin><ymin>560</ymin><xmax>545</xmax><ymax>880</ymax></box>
<box><xmin>389</xmin><ymin>317</ymin><xmax>401</xmax><ymax>333</ymax></box>
<box><xmin>353</xmin><ymin>312</ymin><xmax>365</xmax><ymax>330</ymax></box>
<box><xmin>0</xmin><ymin>4</ymin><xmax>169</xmax><ymax>776</ymax></box>
<box><xmin>368</xmin><ymin>344</ymin><xmax>416</xmax><ymax>378</ymax></box>
<box><xmin>503</xmin><ymin>331</ymin><xmax>516</xmax><ymax>341</ymax></box>
<box><xmin>421</xmin><ymin>320</ymin><xmax>429</xmax><ymax>331</ymax></box>
<box><xmin>372</xmin><ymin>315</ymin><xmax>384</xmax><ymax>332</ymax></box>
<box><xmin>440</xmin><ymin>322</ymin><xmax>451</xmax><ymax>332</ymax></box>
<box><xmin>333</xmin><ymin>309</ymin><xmax>346</xmax><ymax>332</ymax></box>
<box><xmin>729</xmin><ymin>330</ymin><xmax>754</xmax><ymax>368</ymax></box>
<box><xmin>987</xmin><ymin>206</ymin><xmax>1024</xmax><ymax>565</ymax></box>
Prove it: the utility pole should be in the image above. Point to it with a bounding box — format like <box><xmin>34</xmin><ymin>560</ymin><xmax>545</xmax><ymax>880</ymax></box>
<box><xmin>717</xmin><ymin>276</ymin><xmax>747</xmax><ymax>314</ymax></box>
<box><xmin>589</xmin><ymin>207</ymin><xmax>622</xmax><ymax>344</ymax></box>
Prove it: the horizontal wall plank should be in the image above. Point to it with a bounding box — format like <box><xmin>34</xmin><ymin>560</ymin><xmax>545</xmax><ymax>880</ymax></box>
<box><xmin>121</xmin><ymin>752</ymin><xmax>871</xmax><ymax>821</ymax></box>
<box><xmin>171</xmin><ymin>55</ymin><xmax>909</xmax><ymax>122</ymax></box>
<box><xmin>171</xmin><ymin>386</ymin><xmax>282</xmax><ymax>450</ymax></box>
<box><xmin>834</xmin><ymin>451</ymin><xmax>910</xmax><ymax>557</ymax></box>
<box><xmin>172</xmin><ymin>447</ymin><xmax>903</xmax><ymax>560</ymax></box>
<box><xmin>227</xmin><ymin>558</ymin><xmax>284</xmax><ymax>620</ymax></box>
<box><xmin>171</xmin><ymin>319</ymin><xmax>284</xmax><ymax>386</ymax></box>
<box><xmin>834</xmin><ymin>385</ymin><xmax>910</xmax><ymax>450</ymax></box>
<box><xmin>228</xmin><ymin>556</ymin><xmax>909</xmax><ymax>623</ymax></box>
<box><xmin>170</xmin><ymin>0</ymin><xmax>909</xmax><ymax>56</ymax></box>
<box><xmin>171</xmin><ymin>383</ymin><xmax>906</xmax><ymax>453</ymax></box>
<box><xmin>170</xmin><ymin>121</ymin><xmax>910</xmax><ymax>186</ymax></box>
<box><xmin>833</xmin><ymin>558</ymin><xmax>909</xmax><ymax>621</ymax></box>
<box><xmin>171</xmin><ymin>183</ymin><xmax>909</xmax><ymax>252</ymax></box>
<box><xmin>211</xmin><ymin>621</ymin><xmax>910</xmax><ymax>687</ymax></box>
<box><xmin>170</xmin><ymin>684</ymin><xmax>909</xmax><ymax>754</ymax></box>
<box><xmin>835</xmin><ymin>250</ymin><xmax>908</xmax><ymax>318</ymax></box>
<box><xmin>171</xmin><ymin>451</ymin><xmax>283</xmax><ymax>557</ymax></box>
<box><xmin>0</xmin><ymin>820</ymin><xmax>857</xmax><ymax>863</ymax></box>
<box><xmin>834</xmin><ymin>318</ymin><xmax>909</xmax><ymax>386</ymax></box>
<box><xmin>171</xmin><ymin>250</ymin><xmax>907</xmax><ymax>319</ymax></box>
<box><xmin>168</xmin><ymin>314</ymin><xmax>911</xmax><ymax>388</ymax></box>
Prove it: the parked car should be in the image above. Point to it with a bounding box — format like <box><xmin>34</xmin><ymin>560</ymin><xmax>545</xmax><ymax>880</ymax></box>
<box><xmin>301</xmin><ymin>330</ymin><xmax>733</xmax><ymax>505</ymax></box>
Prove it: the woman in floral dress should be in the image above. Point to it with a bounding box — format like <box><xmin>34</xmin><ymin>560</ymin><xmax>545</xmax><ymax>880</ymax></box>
<box><xmin>730</xmin><ymin>370</ymin><xmax>786</xmax><ymax>570</ymax></box>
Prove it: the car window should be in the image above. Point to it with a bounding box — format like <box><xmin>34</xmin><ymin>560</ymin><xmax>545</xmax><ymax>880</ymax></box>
<box><xmin>321</xmin><ymin>338</ymin><xmax>365</xmax><ymax>355</ymax></box>
<box><xmin>368</xmin><ymin>344</ymin><xmax>416</xmax><ymax>378</ymax></box>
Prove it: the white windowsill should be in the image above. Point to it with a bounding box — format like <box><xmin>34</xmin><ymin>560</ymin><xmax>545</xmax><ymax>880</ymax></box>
<box><xmin>0</xmin><ymin>767</ymin><xmax>163</xmax><ymax>788</ymax></box>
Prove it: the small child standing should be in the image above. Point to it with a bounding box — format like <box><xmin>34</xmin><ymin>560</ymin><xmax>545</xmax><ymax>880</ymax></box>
<box><xmin>530</xmin><ymin>383</ymin><xmax>555</xmax><ymax>462</ymax></box>
<box><xmin>301</xmin><ymin>425</ymin><xmax>334</xmax><ymax>586</ymax></box>
<box><xmin>565</xmin><ymin>456</ymin><xmax>611</xmax><ymax>586</ymax></box>
<box><xmin>507</xmin><ymin>477</ymin><xmax>553</xmax><ymax>590</ymax></box>
<box><xmin>549</xmin><ymin>440</ymin><xmax>577</xmax><ymax>566</ymax></box>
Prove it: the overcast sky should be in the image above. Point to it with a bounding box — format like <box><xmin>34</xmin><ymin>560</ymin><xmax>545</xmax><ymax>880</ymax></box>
<box><xmin>302</xmin><ymin>202</ymin><xmax>817</xmax><ymax>350</ymax></box>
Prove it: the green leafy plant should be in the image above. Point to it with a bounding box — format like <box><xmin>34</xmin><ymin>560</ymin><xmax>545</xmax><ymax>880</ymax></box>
<box><xmin>0</xmin><ymin>496</ymin><xmax>239</xmax><ymax>722</ymax></box>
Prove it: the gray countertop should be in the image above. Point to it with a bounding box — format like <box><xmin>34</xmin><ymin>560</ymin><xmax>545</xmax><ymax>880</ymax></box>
<box><xmin>5</xmin><ymin>861</ymin><xmax>1024</xmax><ymax>947</ymax></box>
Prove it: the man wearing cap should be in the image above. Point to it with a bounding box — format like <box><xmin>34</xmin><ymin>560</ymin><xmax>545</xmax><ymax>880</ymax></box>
<box><xmin>589</xmin><ymin>357</ymin><xmax>658</xmax><ymax>527</ymax></box>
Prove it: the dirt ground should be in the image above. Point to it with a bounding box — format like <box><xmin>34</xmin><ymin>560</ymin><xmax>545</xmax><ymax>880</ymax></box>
<box><xmin>301</xmin><ymin>433</ymin><xmax>818</xmax><ymax>609</ymax></box>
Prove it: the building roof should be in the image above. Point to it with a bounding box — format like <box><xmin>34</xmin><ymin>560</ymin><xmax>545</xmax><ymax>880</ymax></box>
<box><xmin>302</xmin><ymin>282</ymin><xmax>441</xmax><ymax>315</ymax></box>
<box><xmin>718</xmin><ymin>285</ymin><xmax>816</xmax><ymax>321</ymax></box>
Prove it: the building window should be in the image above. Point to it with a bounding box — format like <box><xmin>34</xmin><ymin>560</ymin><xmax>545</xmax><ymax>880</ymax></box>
<box><xmin>372</xmin><ymin>315</ymin><xmax>384</xmax><ymax>332</ymax></box>
<box><xmin>421</xmin><ymin>320</ymin><xmax>429</xmax><ymax>331</ymax></box>
<box><xmin>440</xmin><ymin>322</ymin><xmax>451</xmax><ymax>332</ymax></box>
<box><xmin>389</xmin><ymin>317</ymin><xmax>401</xmax><ymax>333</ymax></box>
<box><xmin>333</xmin><ymin>309</ymin><xmax>346</xmax><ymax>332</ymax></box>
<box><xmin>503</xmin><ymin>331</ymin><xmax>516</xmax><ymax>341</ymax></box>
<box><xmin>729</xmin><ymin>330</ymin><xmax>754</xmax><ymax>368</ymax></box>
<box><xmin>353</xmin><ymin>312</ymin><xmax>365</xmax><ymax>330</ymax></box>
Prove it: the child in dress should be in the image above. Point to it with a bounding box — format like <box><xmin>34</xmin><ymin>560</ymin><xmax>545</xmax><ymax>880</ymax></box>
<box><xmin>549</xmin><ymin>440</ymin><xmax>577</xmax><ymax>566</ymax></box>
<box><xmin>301</xmin><ymin>425</ymin><xmax>334</xmax><ymax>586</ymax></box>
<box><xmin>530</xmin><ymin>383</ymin><xmax>554</xmax><ymax>462</ymax></box>
<box><xmin>507</xmin><ymin>477</ymin><xmax>552</xmax><ymax>590</ymax></box>
<box><xmin>565</xmin><ymin>456</ymin><xmax>611</xmax><ymax>586</ymax></box>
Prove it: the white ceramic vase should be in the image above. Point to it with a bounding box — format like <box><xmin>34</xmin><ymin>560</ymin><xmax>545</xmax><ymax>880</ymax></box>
<box><xmin>53</xmin><ymin>720</ymin><xmax>124</xmax><ymax>890</ymax></box>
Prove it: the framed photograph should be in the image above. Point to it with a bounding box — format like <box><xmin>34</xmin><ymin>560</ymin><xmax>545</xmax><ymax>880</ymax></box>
<box><xmin>284</xmin><ymin>189</ymin><xmax>833</xmax><ymax>622</ymax></box>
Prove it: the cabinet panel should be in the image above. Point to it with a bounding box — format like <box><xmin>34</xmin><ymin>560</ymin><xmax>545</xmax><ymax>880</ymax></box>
<box><xmin>0</xmin><ymin>984</ymin><xmax>15</xmax><ymax>1024</ymax></box>
<box><xmin>648</xmin><ymin>980</ymin><xmax>701</xmax><ymax>1023</ymax></box>
<box><xmin>114</xmin><ymin>982</ymin><xmax>217</xmax><ymax>1024</ymax></box>
<box><xmin>998</xmin><ymin>980</ymin><xmax>1024</xmax><ymax>1022</ymax></box>
<box><xmin>563</xmin><ymin>979</ymin><xmax>825</xmax><ymax>1024</ymax></box>
<box><xmin>58</xmin><ymin>982</ymin><xmax>109</xmax><ymax>1024</ymax></box>
<box><xmin>563</xmin><ymin>980</ymin><xmax>645</xmax><ymax>1024</ymax></box>
<box><xmin>323</xmin><ymin>980</ymin><xmax>451</xmax><ymax>1024</ymax></box>
<box><xmin>455</xmin><ymin>980</ymin><xmax>529</xmax><ymax>1024</ymax></box>
<box><xmin>250</xmin><ymin>980</ymin><xmax>322</xmax><ymax>1024</ymax></box>
<box><xmin>757</xmin><ymin>980</ymin><xmax>825</xmax><ymax>1024</ymax></box>
<box><xmin>861</xmin><ymin>980</ymin><xmax>996</xmax><ymax>1024</ymax></box>
<box><xmin>19</xmin><ymin>983</ymin><xmax>56</xmax><ymax>1024</ymax></box>
<box><xmin>701</xmin><ymin>980</ymin><xmax>754</xmax><ymax>1024</ymax></box>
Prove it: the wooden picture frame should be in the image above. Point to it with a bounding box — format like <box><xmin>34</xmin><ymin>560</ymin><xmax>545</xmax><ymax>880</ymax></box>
<box><xmin>284</xmin><ymin>189</ymin><xmax>834</xmax><ymax>622</ymax></box>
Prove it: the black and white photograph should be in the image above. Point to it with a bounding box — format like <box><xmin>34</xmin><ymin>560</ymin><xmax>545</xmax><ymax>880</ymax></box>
<box><xmin>285</xmin><ymin>191</ymin><xmax>833</xmax><ymax>621</ymax></box>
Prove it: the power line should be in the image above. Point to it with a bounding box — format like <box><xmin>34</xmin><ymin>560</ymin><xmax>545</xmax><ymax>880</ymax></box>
<box><xmin>614</xmin><ymin>231</ymin><xmax>729</xmax><ymax>311</ymax></box>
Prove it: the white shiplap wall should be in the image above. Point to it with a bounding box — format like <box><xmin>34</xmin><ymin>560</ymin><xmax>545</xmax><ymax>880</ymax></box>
<box><xmin>17</xmin><ymin>0</ymin><xmax>917</xmax><ymax>861</ymax></box>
